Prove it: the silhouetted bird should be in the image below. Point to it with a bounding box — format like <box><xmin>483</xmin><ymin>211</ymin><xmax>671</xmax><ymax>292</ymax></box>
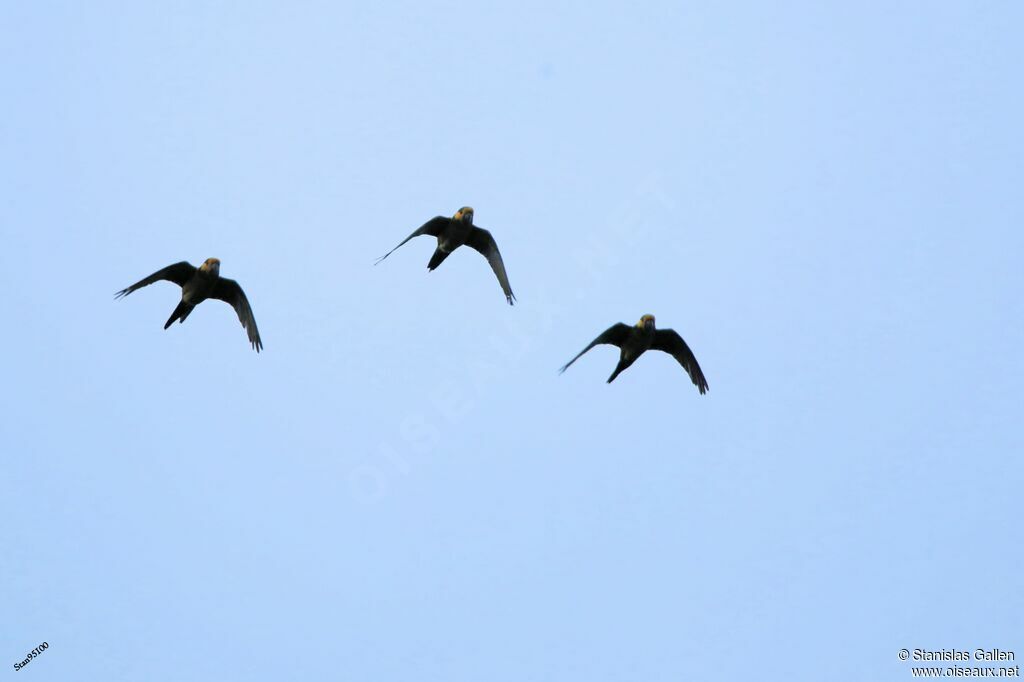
<box><xmin>116</xmin><ymin>258</ymin><xmax>262</xmax><ymax>352</ymax></box>
<box><xmin>560</xmin><ymin>314</ymin><xmax>707</xmax><ymax>393</ymax></box>
<box><xmin>376</xmin><ymin>207</ymin><xmax>516</xmax><ymax>304</ymax></box>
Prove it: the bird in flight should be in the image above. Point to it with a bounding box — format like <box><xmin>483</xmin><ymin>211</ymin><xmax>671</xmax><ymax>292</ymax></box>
<box><xmin>375</xmin><ymin>206</ymin><xmax>516</xmax><ymax>305</ymax></box>
<box><xmin>116</xmin><ymin>258</ymin><xmax>263</xmax><ymax>352</ymax></box>
<box><xmin>560</xmin><ymin>314</ymin><xmax>708</xmax><ymax>393</ymax></box>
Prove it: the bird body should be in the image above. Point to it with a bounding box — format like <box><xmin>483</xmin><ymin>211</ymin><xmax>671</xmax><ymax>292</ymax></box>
<box><xmin>165</xmin><ymin>259</ymin><xmax>219</xmax><ymax>327</ymax></box>
<box><xmin>607</xmin><ymin>319</ymin><xmax>658</xmax><ymax>383</ymax></box>
<box><xmin>180</xmin><ymin>261</ymin><xmax>218</xmax><ymax>304</ymax></box>
<box><xmin>428</xmin><ymin>213</ymin><xmax>473</xmax><ymax>270</ymax></box>
<box><xmin>560</xmin><ymin>314</ymin><xmax>708</xmax><ymax>393</ymax></box>
<box><xmin>116</xmin><ymin>258</ymin><xmax>263</xmax><ymax>352</ymax></box>
<box><xmin>376</xmin><ymin>207</ymin><xmax>516</xmax><ymax>304</ymax></box>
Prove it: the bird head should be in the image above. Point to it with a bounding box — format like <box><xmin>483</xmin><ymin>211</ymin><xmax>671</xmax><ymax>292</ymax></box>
<box><xmin>453</xmin><ymin>206</ymin><xmax>475</xmax><ymax>223</ymax></box>
<box><xmin>637</xmin><ymin>314</ymin><xmax>656</xmax><ymax>330</ymax></box>
<box><xmin>200</xmin><ymin>258</ymin><xmax>221</xmax><ymax>275</ymax></box>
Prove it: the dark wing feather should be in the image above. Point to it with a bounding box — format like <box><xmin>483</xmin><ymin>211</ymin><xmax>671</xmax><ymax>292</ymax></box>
<box><xmin>374</xmin><ymin>217</ymin><xmax>449</xmax><ymax>264</ymax></box>
<box><xmin>465</xmin><ymin>226</ymin><xmax>515</xmax><ymax>305</ymax></box>
<box><xmin>559</xmin><ymin>323</ymin><xmax>631</xmax><ymax>373</ymax></box>
<box><xmin>115</xmin><ymin>261</ymin><xmax>196</xmax><ymax>298</ymax></box>
<box><xmin>210</xmin><ymin>278</ymin><xmax>263</xmax><ymax>352</ymax></box>
<box><xmin>651</xmin><ymin>329</ymin><xmax>708</xmax><ymax>394</ymax></box>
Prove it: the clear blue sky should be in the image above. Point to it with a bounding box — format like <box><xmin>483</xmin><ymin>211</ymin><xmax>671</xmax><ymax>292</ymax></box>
<box><xmin>2</xmin><ymin>2</ymin><xmax>1021</xmax><ymax>680</ymax></box>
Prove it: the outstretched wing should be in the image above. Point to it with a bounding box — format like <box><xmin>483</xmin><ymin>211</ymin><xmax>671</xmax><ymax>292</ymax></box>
<box><xmin>559</xmin><ymin>323</ymin><xmax>631</xmax><ymax>373</ymax></box>
<box><xmin>115</xmin><ymin>261</ymin><xmax>196</xmax><ymax>298</ymax></box>
<box><xmin>374</xmin><ymin>217</ymin><xmax>449</xmax><ymax>265</ymax></box>
<box><xmin>210</xmin><ymin>278</ymin><xmax>263</xmax><ymax>352</ymax></box>
<box><xmin>465</xmin><ymin>226</ymin><xmax>515</xmax><ymax>305</ymax></box>
<box><xmin>651</xmin><ymin>329</ymin><xmax>708</xmax><ymax>394</ymax></box>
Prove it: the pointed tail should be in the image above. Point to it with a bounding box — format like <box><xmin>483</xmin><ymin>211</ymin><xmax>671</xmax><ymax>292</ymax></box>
<box><xmin>427</xmin><ymin>247</ymin><xmax>452</xmax><ymax>271</ymax></box>
<box><xmin>607</xmin><ymin>358</ymin><xmax>632</xmax><ymax>384</ymax></box>
<box><xmin>164</xmin><ymin>301</ymin><xmax>195</xmax><ymax>329</ymax></box>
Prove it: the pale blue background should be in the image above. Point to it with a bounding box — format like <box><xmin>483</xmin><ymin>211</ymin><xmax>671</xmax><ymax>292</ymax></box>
<box><xmin>2</xmin><ymin>2</ymin><xmax>1022</xmax><ymax>680</ymax></box>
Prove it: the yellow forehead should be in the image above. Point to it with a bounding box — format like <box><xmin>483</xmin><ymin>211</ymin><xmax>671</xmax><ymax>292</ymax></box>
<box><xmin>454</xmin><ymin>206</ymin><xmax>474</xmax><ymax>218</ymax></box>
<box><xmin>637</xmin><ymin>314</ymin><xmax>655</xmax><ymax>325</ymax></box>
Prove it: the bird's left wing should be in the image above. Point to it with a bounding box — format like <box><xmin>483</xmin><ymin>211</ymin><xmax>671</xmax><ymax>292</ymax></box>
<box><xmin>374</xmin><ymin>217</ymin><xmax>449</xmax><ymax>265</ymax></box>
<box><xmin>115</xmin><ymin>261</ymin><xmax>196</xmax><ymax>298</ymax></box>
<box><xmin>210</xmin><ymin>278</ymin><xmax>263</xmax><ymax>352</ymax></box>
<box><xmin>559</xmin><ymin>323</ymin><xmax>631</xmax><ymax>373</ymax></box>
<box><xmin>465</xmin><ymin>227</ymin><xmax>515</xmax><ymax>304</ymax></box>
<box><xmin>651</xmin><ymin>329</ymin><xmax>708</xmax><ymax>394</ymax></box>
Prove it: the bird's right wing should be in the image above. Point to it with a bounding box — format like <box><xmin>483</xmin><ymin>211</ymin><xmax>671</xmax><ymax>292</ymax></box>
<box><xmin>651</xmin><ymin>329</ymin><xmax>708</xmax><ymax>394</ymax></box>
<box><xmin>374</xmin><ymin>217</ymin><xmax>449</xmax><ymax>264</ymax></box>
<box><xmin>210</xmin><ymin>278</ymin><xmax>263</xmax><ymax>352</ymax></box>
<box><xmin>559</xmin><ymin>323</ymin><xmax>632</xmax><ymax>373</ymax></box>
<box><xmin>465</xmin><ymin>226</ymin><xmax>515</xmax><ymax>304</ymax></box>
<box><xmin>115</xmin><ymin>261</ymin><xmax>196</xmax><ymax>298</ymax></box>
